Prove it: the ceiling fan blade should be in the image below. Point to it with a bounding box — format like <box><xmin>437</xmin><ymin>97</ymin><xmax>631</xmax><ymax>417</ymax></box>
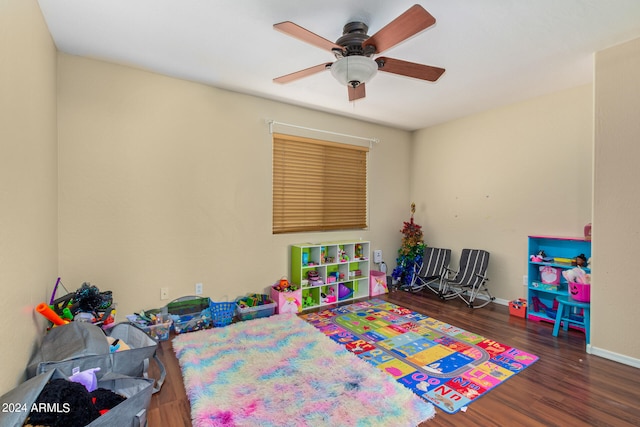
<box><xmin>274</xmin><ymin>21</ymin><xmax>343</xmax><ymax>52</ymax></box>
<box><xmin>273</xmin><ymin>63</ymin><xmax>332</xmax><ymax>84</ymax></box>
<box><xmin>348</xmin><ymin>83</ymin><xmax>366</xmax><ymax>101</ymax></box>
<box><xmin>377</xmin><ymin>57</ymin><xmax>445</xmax><ymax>82</ymax></box>
<box><xmin>363</xmin><ymin>4</ymin><xmax>436</xmax><ymax>54</ymax></box>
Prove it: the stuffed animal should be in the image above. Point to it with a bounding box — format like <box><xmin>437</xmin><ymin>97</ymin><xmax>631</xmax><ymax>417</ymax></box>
<box><xmin>302</xmin><ymin>295</ymin><xmax>314</xmax><ymax>308</ymax></box>
<box><xmin>562</xmin><ymin>267</ymin><xmax>590</xmax><ymax>284</ymax></box>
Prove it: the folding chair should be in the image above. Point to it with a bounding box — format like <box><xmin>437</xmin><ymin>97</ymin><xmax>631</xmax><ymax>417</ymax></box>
<box><xmin>441</xmin><ymin>249</ymin><xmax>494</xmax><ymax>308</ymax></box>
<box><xmin>408</xmin><ymin>247</ymin><xmax>451</xmax><ymax>295</ymax></box>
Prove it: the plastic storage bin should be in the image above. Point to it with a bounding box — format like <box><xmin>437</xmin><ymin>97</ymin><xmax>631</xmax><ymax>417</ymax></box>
<box><xmin>236</xmin><ymin>302</ymin><xmax>276</xmax><ymax>320</ymax></box>
<box><xmin>141</xmin><ymin>320</ymin><xmax>172</xmax><ymax>341</ymax></box>
<box><xmin>167</xmin><ymin>296</ymin><xmax>210</xmax><ymax>315</ymax></box>
<box><xmin>173</xmin><ymin>314</ymin><xmax>211</xmax><ymax>334</ymax></box>
<box><xmin>236</xmin><ymin>294</ymin><xmax>276</xmax><ymax>321</ymax></box>
<box><xmin>167</xmin><ymin>296</ymin><xmax>212</xmax><ymax>333</ymax></box>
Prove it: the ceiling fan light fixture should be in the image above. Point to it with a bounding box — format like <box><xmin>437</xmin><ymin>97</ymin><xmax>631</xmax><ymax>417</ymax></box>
<box><xmin>330</xmin><ymin>56</ymin><xmax>378</xmax><ymax>87</ymax></box>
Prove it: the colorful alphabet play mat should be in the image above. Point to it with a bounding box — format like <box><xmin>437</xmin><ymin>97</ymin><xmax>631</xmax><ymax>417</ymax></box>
<box><xmin>300</xmin><ymin>299</ymin><xmax>539</xmax><ymax>414</ymax></box>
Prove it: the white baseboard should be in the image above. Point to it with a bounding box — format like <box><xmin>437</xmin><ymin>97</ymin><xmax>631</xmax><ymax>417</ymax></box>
<box><xmin>587</xmin><ymin>345</ymin><xmax>640</xmax><ymax>368</ymax></box>
<box><xmin>457</xmin><ymin>294</ymin><xmax>508</xmax><ymax>305</ymax></box>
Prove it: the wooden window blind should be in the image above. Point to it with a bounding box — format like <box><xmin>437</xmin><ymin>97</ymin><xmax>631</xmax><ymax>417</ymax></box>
<box><xmin>273</xmin><ymin>133</ymin><xmax>368</xmax><ymax>234</ymax></box>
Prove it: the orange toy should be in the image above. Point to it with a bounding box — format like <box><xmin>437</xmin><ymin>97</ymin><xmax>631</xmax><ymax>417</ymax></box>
<box><xmin>36</xmin><ymin>302</ymin><xmax>69</xmax><ymax>326</ymax></box>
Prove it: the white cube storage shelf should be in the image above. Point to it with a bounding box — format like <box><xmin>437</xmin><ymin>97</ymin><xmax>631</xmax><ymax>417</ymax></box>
<box><xmin>291</xmin><ymin>241</ymin><xmax>370</xmax><ymax>310</ymax></box>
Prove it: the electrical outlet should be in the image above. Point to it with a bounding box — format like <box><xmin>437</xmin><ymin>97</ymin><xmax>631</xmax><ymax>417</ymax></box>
<box><xmin>160</xmin><ymin>287</ymin><xmax>169</xmax><ymax>300</ymax></box>
<box><xmin>523</xmin><ymin>275</ymin><xmax>528</xmax><ymax>286</ymax></box>
<box><xmin>195</xmin><ymin>282</ymin><xmax>203</xmax><ymax>295</ymax></box>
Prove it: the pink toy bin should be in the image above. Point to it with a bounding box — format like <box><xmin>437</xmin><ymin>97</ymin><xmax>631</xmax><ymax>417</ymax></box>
<box><xmin>569</xmin><ymin>282</ymin><xmax>590</xmax><ymax>302</ymax></box>
<box><xmin>369</xmin><ymin>271</ymin><xmax>388</xmax><ymax>296</ymax></box>
<box><xmin>270</xmin><ymin>287</ymin><xmax>302</xmax><ymax>314</ymax></box>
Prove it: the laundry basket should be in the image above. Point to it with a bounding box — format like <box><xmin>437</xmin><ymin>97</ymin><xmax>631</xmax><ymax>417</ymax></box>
<box><xmin>209</xmin><ymin>301</ymin><xmax>235</xmax><ymax>327</ymax></box>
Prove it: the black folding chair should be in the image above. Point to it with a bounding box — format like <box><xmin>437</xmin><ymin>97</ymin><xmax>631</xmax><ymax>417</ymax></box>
<box><xmin>441</xmin><ymin>249</ymin><xmax>494</xmax><ymax>308</ymax></box>
<box><xmin>408</xmin><ymin>247</ymin><xmax>452</xmax><ymax>295</ymax></box>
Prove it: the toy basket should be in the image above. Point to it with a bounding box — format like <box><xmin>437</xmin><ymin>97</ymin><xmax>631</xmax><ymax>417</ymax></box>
<box><xmin>509</xmin><ymin>298</ymin><xmax>527</xmax><ymax>318</ymax></box>
<box><xmin>569</xmin><ymin>282</ymin><xmax>591</xmax><ymax>302</ymax></box>
<box><xmin>209</xmin><ymin>301</ymin><xmax>235</xmax><ymax>327</ymax></box>
<box><xmin>235</xmin><ymin>293</ymin><xmax>276</xmax><ymax>321</ymax></box>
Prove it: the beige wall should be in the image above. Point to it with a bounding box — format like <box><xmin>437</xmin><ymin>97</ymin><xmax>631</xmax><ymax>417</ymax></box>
<box><xmin>410</xmin><ymin>85</ymin><xmax>593</xmax><ymax>302</ymax></box>
<box><xmin>0</xmin><ymin>0</ymin><xmax>58</xmax><ymax>394</ymax></box>
<box><xmin>57</xmin><ymin>54</ymin><xmax>412</xmax><ymax>318</ymax></box>
<box><xmin>592</xmin><ymin>37</ymin><xmax>640</xmax><ymax>362</ymax></box>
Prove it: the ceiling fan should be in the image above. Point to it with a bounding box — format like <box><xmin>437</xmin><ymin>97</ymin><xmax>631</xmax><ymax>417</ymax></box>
<box><xmin>273</xmin><ymin>4</ymin><xmax>445</xmax><ymax>101</ymax></box>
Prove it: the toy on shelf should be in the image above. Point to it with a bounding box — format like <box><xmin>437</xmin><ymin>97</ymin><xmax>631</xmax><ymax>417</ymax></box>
<box><xmin>307</xmin><ymin>270</ymin><xmax>323</xmax><ymax>286</ymax></box>
<box><xmin>355</xmin><ymin>244</ymin><xmax>363</xmax><ymax>259</ymax></box>
<box><xmin>326</xmin><ymin>271</ymin><xmax>339</xmax><ymax>283</ymax></box>
<box><xmin>574</xmin><ymin>253</ymin><xmax>588</xmax><ymax>267</ymax></box>
<box><xmin>562</xmin><ymin>267</ymin><xmax>590</xmax><ymax>284</ymax></box>
<box><xmin>302</xmin><ymin>295</ymin><xmax>314</xmax><ymax>308</ymax></box>
<box><xmin>530</xmin><ymin>250</ymin><xmax>553</xmax><ymax>263</ymax></box>
<box><xmin>321</xmin><ymin>286</ymin><xmax>336</xmax><ymax>304</ymax></box>
<box><xmin>337</xmin><ymin>283</ymin><xmax>353</xmax><ymax>300</ymax></box>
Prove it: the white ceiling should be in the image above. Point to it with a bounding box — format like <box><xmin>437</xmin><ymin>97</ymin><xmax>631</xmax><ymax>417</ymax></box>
<box><xmin>37</xmin><ymin>0</ymin><xmax>640</xmax><ymax>131</ymax></box>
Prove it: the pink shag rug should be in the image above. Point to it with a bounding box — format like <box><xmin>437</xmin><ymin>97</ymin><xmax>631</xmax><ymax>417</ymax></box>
<box><xmin>173</xmin><ymin>313</ymin><xmax>435</xmax><ymax>426</ymax></box>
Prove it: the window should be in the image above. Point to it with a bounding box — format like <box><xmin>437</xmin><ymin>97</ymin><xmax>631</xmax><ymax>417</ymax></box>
<box><xmin>272</xmin><ymin>133</ymin><xmax>368</xmax><ymax>234</ymax></box>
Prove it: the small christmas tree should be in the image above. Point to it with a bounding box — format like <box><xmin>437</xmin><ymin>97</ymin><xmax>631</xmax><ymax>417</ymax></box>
<box><xmin>392</xmin><ymin>203</ymin><xmax>425</xmax><ymax>288</ymax></box>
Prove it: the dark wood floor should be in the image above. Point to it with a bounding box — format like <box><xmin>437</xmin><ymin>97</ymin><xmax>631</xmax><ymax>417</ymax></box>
<box><xmin>147</xmin><ymin>290</ymin><xmax>640</xmax><ymax>427</ymax></box>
